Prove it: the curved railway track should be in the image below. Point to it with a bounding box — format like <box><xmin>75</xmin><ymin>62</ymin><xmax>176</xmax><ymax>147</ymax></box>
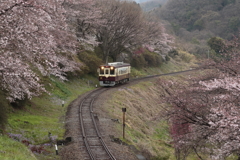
<box><xmin>79</xmin><ymin>88</ymin><xmax>116</xmax><ymax>160</ymax></box>
<box><xmin>74</xmin><ymin>68</ymin><xmax>199</xmax><ymax>160</ymax></box>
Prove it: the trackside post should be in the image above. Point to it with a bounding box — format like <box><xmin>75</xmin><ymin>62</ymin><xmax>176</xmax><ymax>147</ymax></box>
<box><xmin>55</xmin><ymin>144</ymin><xmax>58</xmax><ymax>155</ymax></box>
<box><xmin>122</xmin><ymin>108</ymin><xmax>126</xmax><ymax>139</ymax></box>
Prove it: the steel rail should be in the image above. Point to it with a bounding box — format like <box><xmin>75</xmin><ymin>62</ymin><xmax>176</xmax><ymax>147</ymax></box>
<box><xmin>90</xmin><ymin>98</ymin><xmax>116</xmax><ymax>160</ymax></box>
<box><xmin>79</xmin><ymin>88</ymin><xmax>116</xmax><ymax>160</ymax></box>
<box><xmin>79</xmin><ymin>94</ymin><xmax>96</xmax><ymax>160</ymax></box>
<box><xmin>77</xmin><ymin>68</ymin><xmax>199</xmax><ymax>159</ymax></box>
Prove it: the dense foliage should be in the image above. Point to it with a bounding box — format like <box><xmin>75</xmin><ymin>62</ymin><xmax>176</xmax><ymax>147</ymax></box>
<box><xmin>207</xmin><ymin>37</ymin><xmax>226</xmax><ymax>54</ymax></box>
<box><xmin>77</xmin><ymin>51</ymin><xmax>102</xmax><ymax>75</ymax></box>
<box><xmin>150</xmin><ymin>0</ymin><xmax>240</xmax><ymax>56</ymax></box>
<box><xmin>159</xmin><ymin>0</ymin><xmax>240</xmax><ymax>38</ymax></box>
<box><xmin>131</xmin><ymin>49</ymin><xmax>164</xmax><ymax>68</ymax></box>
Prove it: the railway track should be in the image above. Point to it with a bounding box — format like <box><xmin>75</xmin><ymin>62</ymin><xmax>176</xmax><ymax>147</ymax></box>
<box><xmin>132</xmin><ymin>68</ymin><xmax>198</xmax><ymax>82</ymax></box>
<box><xmin>79</xmin><ymin>88</ymin><xmax>116</xmax><ymax>160</ymax></box>
<box><xmin>75</xmin><ymin>68</ymin><xmax>199</xmax><ymax>160</ymax></box>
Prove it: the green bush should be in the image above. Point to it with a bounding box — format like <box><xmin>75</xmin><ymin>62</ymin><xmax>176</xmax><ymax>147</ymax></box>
<box><xmin>178</xmin><ymin>51</ymin><xmax>195</xmax><ymax>63</ymax></box>
<box><xmin>165</xmin><ymin>55</ymin><xmax>170</xmax><ymax>62</ymax></box>
<box><xmin>168</xmin><ymin>49</ymin><xmax>179</xmax><ymax>58</ymax></box>
<box><xmin>131</xmin><ymin>54</ymin><xmax>147</xmax><ymax>69</ymax></box>
<box><xmin>130</xmin><ymin>68</ymin><xmax>145</xmax><ymax>78</ymax></box>
<box><xmin>207</xmin><ymin>37</ymin><xmax>225</xmax><ymax>54</ymax></box>
<box><xmin>143</xmin><ymin>52</ymin><xmax>158</xmax><ymax>67</ymax></box>
<box><xmin>154</xmin><ymin>54</ymin><xmax>164</xmax><ymax>66</ymax></box>
<box><xmin>131</xmin><ymin>51</ymin><xmax>163</xmax><ymax>69</ymax></box>
<box><xmin>77</xmin><ymin>51</ymin><xmax>103</xmax><ymax>75</ymax></box>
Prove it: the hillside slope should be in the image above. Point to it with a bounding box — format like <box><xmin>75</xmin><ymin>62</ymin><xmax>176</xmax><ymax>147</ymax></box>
<box><xmin>158</xmin><ymin>0</ymin><xmax>240</xmax><ymax>38</ymax></box>
<box><xmin>150</xmin><ymin>0</ymin><xmax>240</xmax><ymax>55</ymax></box>
<box><xmin>99</xmin><ymin>70</ymin><xmax>203</xmax><ymax>159</ymax></box>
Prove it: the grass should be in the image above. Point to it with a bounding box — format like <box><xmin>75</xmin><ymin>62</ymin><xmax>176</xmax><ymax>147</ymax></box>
<box><xmin>0</xmin><ymin>135</ymin><xmax>37</xmax><ymax>160</ymax></box>
<box><xmin>103</xmin><ymin>64</ymin><xmax>239</xmax><ymax>160</ymax></box>
<box><xmin>4</xmin><ymin>76</ymin><xmax>98</xmax><ymax>160</ymax></box>
<box><xmin>101</xmin><ymin>57</ymin><xmax>201</xmax><ymax>160</ymax></box>
<box><xmin>103</xmin><ymin>79</ymin><xmax>175</xmax><ymax>159</ymax></box>
<box><xmin>104</xmin><ymin>73</ymin><xmax>214</xmax><ymax>159</ymax></box>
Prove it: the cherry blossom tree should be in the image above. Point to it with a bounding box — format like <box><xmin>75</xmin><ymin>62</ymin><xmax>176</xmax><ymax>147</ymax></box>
<box><xmin>63</xmin><ymin>0</ymin><xmax>104</xmax><ymax>47</ymax></box>
<box><xmin>0</xmin><ymin>0</ymin><xmax>100</xmax><ymax>101</ymax></box>
<box><xmin>142</xmin><ymin>15</ymin><xmax>175</xmax><ymax>55</ymax></box>
<box><xmin>161</xmin><ymin>36</ymin><xmax>240</xmax><ymax>159</ymax></box>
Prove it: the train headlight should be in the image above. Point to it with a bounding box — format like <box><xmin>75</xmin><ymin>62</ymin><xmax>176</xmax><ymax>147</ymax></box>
<box><xmin>110</xmin><ymin>67</ymin><xmax>114</xmax><ymax>70</ymax></box>
<box><xmin>101</xmin><ymin>66</ymin><xmax>104</xmax><ymax>70</ymax></box>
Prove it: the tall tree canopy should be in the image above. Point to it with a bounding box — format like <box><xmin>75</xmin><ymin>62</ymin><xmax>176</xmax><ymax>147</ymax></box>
<box><xmin>96</xmin><ymin>0</ymin><xmax>146</xmax><ymax>63</ymax></box>
<box><xmin>96</xmin><ymin>0</ymin><xmax>173</xmax><ymax>63</ymax></box>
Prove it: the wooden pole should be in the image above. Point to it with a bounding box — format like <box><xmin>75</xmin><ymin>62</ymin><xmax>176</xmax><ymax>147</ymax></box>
<box><xmin>122</xmin><ymin>108</ymin><xmax>126</xmax><ymax>139</ymax></box>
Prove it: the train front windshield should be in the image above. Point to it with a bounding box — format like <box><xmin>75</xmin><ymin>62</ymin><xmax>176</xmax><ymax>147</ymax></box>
<box><xmin>99</xmin><ymin>66</ymin><xmax>115</xmax><ymax>75</ymax></box>
<box><xmin>100</xmin><ymin>67</ymin><xmax>104</xmax><ymax>74</ymax></box>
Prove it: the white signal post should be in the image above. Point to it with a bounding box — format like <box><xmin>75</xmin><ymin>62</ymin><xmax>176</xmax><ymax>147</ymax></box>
<box><xmin>55</xmin><ymin>144</ymin><xmax>58</xmax><ymax>155</ymax></box>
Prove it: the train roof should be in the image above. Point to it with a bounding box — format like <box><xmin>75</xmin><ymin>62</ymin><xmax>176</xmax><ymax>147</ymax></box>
<box><xmin>100</xmin><ymin>62</ymin><xmax>130</xmax><ymax>68</ymax></box>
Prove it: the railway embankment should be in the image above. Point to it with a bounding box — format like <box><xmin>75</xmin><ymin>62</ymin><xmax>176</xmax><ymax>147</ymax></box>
<box><xmin>94</xmin><ymin>69</ymin><xmax>200</xmax><ymax>160</ymax></box>
<box><xmin>3</xmin><ymin>52</ymin><xmax>198</xmax><ymax>159</ymax></box>
<box><xmin>61</xmin><ymin>68</ymin><xmax>201</xmax><ymax>160</ymax></box>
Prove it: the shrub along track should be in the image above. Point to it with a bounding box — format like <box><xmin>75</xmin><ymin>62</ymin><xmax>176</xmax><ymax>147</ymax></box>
<box><xmin>60</xmin><ymin>69</ymin><xmax>198</xmax><ymax>160</ymax></box>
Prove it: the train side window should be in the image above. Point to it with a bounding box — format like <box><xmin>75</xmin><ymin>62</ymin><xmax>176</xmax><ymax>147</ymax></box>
<box><xmin>110</xmin><ymin>69</ymin><xmax>114</xmax><ymax>75</ymax></box>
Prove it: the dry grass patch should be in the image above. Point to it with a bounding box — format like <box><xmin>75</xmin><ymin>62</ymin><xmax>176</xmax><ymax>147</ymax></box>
<box><xmin>104</xmin><ymin>80</ymin><xmax>175</xmax><ymax>159</ymax></box>
<box><xmin>103</xmin><ymin>69</ymin><xmax>208</xmax><ymax>159</ymax></box>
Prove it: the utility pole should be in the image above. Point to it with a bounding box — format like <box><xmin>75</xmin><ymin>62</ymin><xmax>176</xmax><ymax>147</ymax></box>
<box><xmin>122</xmin><ymin>108</ymin><xmax>126</xmax><ymax>139</ymax></box>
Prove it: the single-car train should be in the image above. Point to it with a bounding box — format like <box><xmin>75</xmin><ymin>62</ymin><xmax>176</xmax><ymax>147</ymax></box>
<box><xmin>97</xmin><ymin>62</ymin><xmax>131</xmax><ymax>86</ymax></box>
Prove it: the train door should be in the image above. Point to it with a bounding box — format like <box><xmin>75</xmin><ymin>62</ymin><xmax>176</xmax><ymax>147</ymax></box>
<box><xmin>105</xmin><ymin>68</ymin><xmax>110</xmax><ymax>77</ymax></box>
